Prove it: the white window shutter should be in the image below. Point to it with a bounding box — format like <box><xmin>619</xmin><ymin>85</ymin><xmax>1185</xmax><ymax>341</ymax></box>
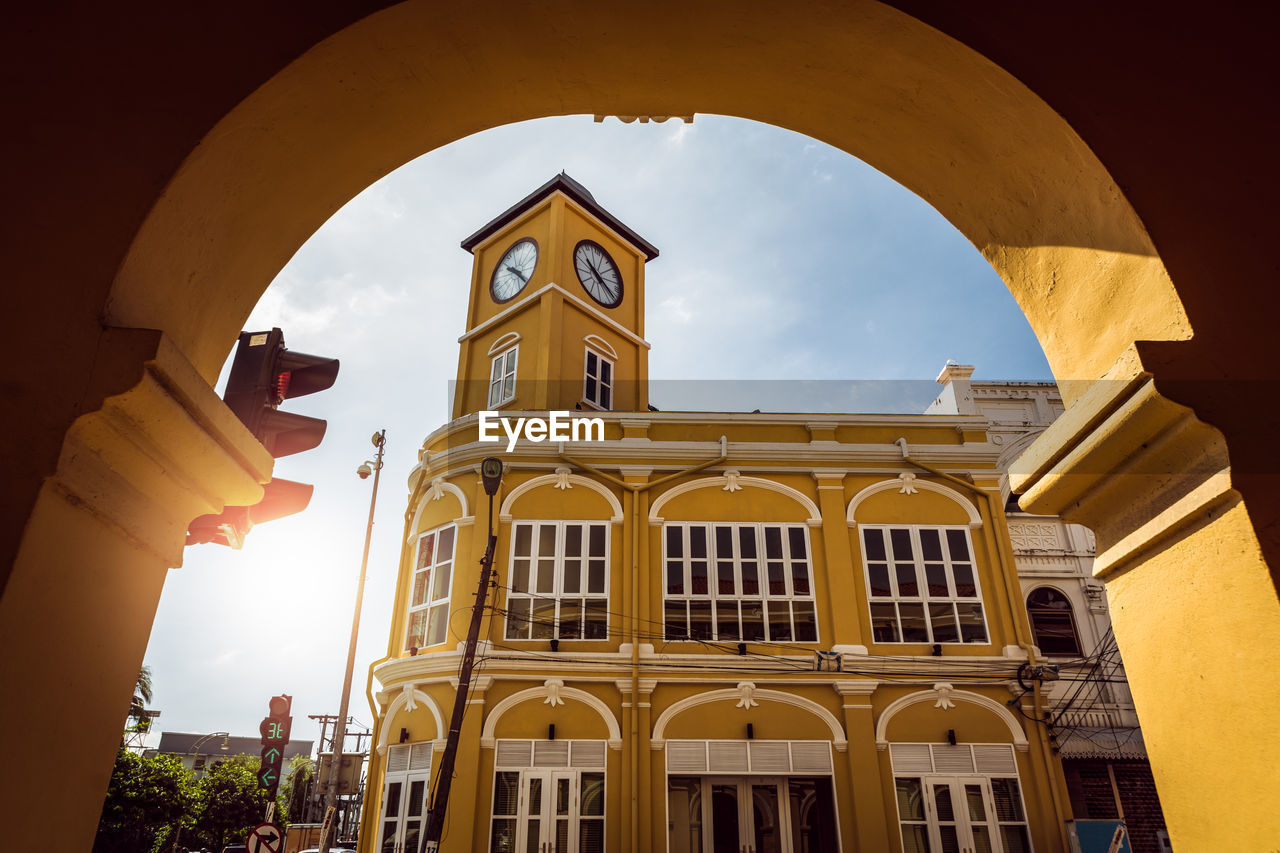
<box><xmin>409</xmin><ymin>743</ymin><xmax>433</xmax><ymax>771</ymax></box>
<box><xmin>533</xmin><ymin>740</ymin><xmax>571</xmax><ymax>768</ymax></box>
<box><xmin>667</xmin><ymin>742</ymin><xmax>708</xmax><ymax>774</ymax></box>
<box><xmin>890</xmin><ymin>744</ymin><xmax>934</xmax><ymax>773</ymax></box>
<box><xmin>495</xmin><ymin>740</ymin><xmax>532</xmax><ymax>768</ymax></box>
<box><xmin>570</xmin><ymin>741</ymin><xmax>607</xmax><ymax>769</ymax></box>
<box><xmin>931</xmin><ymin>744</ymin><xmax>975</xmax><ymax>774</ymax></box>
<box><xmin>790</xmin><ymin>742</ymin><xmax>833</xmax><ymax>773</ymax></box>
<box><xmin>972</xmin><ymin>744</ymin><xmax>1016</xmax><ymax>774</ymax></box>
<box><xmin>387</xmin><ymin>744</ymin><xmax>410</xmax><ymax>774</ymax></box>
<box><xmin>748</xmin><ymin>742</ymin><xmax>791</xmax><ymax>773</ymax></box>
<box><xmin>708</xmin><ymin>741</ymin><xmax>749</xmax><ymax>773</ymax></box>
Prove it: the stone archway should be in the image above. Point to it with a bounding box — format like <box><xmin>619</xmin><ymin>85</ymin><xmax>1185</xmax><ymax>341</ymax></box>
<box><xmin>4</xmin><ymin>3</ymin><xmax>1278</xmax><ymax>851</ymax></box>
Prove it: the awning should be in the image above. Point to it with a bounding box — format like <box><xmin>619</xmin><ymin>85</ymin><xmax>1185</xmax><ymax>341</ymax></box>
<box><xmin>1055</xmin><ymin>726</ymin><xmax>1147</xmax><ymax>760</ymax></box>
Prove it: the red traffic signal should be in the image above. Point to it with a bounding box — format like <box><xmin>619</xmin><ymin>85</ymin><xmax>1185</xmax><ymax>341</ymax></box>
<box><xmin>186</xmin><ymin>329</ymin><xmax>339</xmax><ymax>548</ymax></box>
<box><xmin>224</xmin><ymin>328</ymin><xmax>339</xmax><ymax>457</ymax></box>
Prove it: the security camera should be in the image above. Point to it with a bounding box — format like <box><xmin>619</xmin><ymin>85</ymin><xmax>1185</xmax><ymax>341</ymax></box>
<box><xmin>356</xmin><ymin>462</ymin><xmax>373</xmax><ymax>479</ymax></box>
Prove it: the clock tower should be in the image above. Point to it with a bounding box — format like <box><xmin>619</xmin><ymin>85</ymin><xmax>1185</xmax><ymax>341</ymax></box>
<box><xmin>451</xmin><ymin>173</ymin><xmax>659</xmax><ymax>419</ymax></box>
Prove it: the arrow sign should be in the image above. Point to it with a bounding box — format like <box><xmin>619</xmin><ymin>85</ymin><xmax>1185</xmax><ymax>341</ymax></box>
<box><xmin>263</xmin><ymin>747</ymin><xmax>281</xmax><ymax>763</ymax></box>
<box><xmin>259</xmin><ymin>768</ymin><xmax>277</xmax><ymax>786</ymax></box>
<box><xmin>247</xmin><ymin>822</ymin><xmax>283</xmax><ymax>853</ymax></box>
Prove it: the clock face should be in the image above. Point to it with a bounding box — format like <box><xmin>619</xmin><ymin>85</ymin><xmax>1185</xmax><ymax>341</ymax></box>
<box><xmin>573</xmin><ymin>240</ymin><xmax>623</xmax><ymax>308</ymax></box>
<box><xmin>490</xmin><ymin>237</ymin><xmax>538</xmax><ymax>303</ymax></box>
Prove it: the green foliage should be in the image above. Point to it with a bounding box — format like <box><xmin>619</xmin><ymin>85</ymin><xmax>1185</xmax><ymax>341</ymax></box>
<box><xmin>281</xmin><ymin>755</ymin><xmax>316</xmax><ymax>823</ymax></box>
<box><xmin>94</xmin><ymin>750</ymin><xmax>197</xmax><ymax>853</ymax></box>
<box><xmin>190</xmin><ymin>755</ymin><xmax>288</xmax><ymax>851</ymax></box>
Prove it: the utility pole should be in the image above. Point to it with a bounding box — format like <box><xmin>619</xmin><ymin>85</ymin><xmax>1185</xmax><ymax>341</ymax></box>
<box><xmin>422</xmin><ymin>457</ymin><xmax>503</xmax><ymax>852</ymax></box>
<box><xmin>319</xmin><ymin>430</ymin><xmax>386</xmax><ymax>853</ymax></box>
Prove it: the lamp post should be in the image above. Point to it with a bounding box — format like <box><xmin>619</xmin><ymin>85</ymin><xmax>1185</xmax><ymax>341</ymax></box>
<box><xmin>186</xmin><ymin>731</ymin><xmax>230</xmax><ymax>776</ymax></box>
<box><xmin>171</xmin><ymin>732</ymin><xmax>229</xmax><ymax>851</ymax></box>
<box><xmin>319</xmin><ymin>430</ymin><xmax>386</xmax><ymax>853</ymax></box>
<box><xmin>422</xmin><ymin>456</ymin><xmax>503</xmax><ymax>852</ymax></box>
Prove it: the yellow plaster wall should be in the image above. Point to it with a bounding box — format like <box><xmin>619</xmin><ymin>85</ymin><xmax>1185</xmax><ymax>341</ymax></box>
<box><xmin>506</xmin><ymin>480</ymin><xmax>622</xmax><ymax>521</ymax></box>
<box><xmin>851</xmin><ymin>488</ymin><xmax>974</xmax><ymax>526</ymax></box>
<box><xmin>386</xmin><ymin>705</ymin><xmax>443</xmax><ymax>743</ymax></box>
<box><xmin>654</xmin><ymin>480</ymin><xmax>815</xmax><ymax>524</ymax></box>
<box><xmin>882</xmin><ymin>701</ymin><xmax>1015</xmax><ymax>745</ymax></box>
<box><xmin>490</xmin><ymin>696</ymin><xmax>613</xmax><ymax>741</ymax></box>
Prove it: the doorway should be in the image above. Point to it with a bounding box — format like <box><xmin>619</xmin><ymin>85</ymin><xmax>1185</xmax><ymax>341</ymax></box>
<box><xmin>667</xmin><ymin>776</ymin><xmax>838</xmax><ymax>853</ymax></box>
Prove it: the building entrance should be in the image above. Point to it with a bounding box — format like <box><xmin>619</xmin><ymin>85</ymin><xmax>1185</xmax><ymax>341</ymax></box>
<box><xmin>667</xmin><ymin>776</ymin><xmax>838</xmax><ymax>853</ymax></box>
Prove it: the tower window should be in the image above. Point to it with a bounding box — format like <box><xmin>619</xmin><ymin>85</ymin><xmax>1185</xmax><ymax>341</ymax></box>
<box><xmin>583</xmin><ymin>348</ymin><xmax>613</xmax><ymax>410</ymax></box>
<box><xmin>489</xmin><ymin>345</ymin><xmax>518</xmax><ymax>408</ymax></box>
<box><xmin>1026</xmin><ymin>587</ymin><xmax>1082</xmax><ymax>656</ymax></box>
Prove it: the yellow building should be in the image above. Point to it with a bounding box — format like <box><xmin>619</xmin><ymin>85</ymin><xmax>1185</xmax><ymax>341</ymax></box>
<box><xmin>361</xmin><ymin>175</ymin><xmax>1075</xmax><ymax>853</ymax></box>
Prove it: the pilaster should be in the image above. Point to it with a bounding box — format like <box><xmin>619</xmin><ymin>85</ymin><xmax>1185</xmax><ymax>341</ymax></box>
<box><xmin>832</xmin><ymin>681</ymin><xmax>890</xmax><ymax>852</ymax></box>
<box><xmin>0</xmin><ymin>328</ymin><xmax>272</xmax><ymax>853</ymax></box>
<box><xmin>1010</xmin><ymin>347</ymin><xmax>1280</xmax><ymax>849</ymax></box>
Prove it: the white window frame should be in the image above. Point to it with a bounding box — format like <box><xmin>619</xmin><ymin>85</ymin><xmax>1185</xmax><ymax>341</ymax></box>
<box><xmin>405</xmin><ymin>524</ymin><xmax>457</xmax><ymax>650</ymax></box>
<box><xmin>890</xmin><ymin>743</ymin><xmax>1032</xmax><ymax>853</ymax></box>
<box><xmin>378</xmin><ymin>742</ymin><xmax>434</xmax><ymax>853</ymax></box>
<box><xmin>662</xmin><ymin>522</ymin><xmax>818</xmax><ymax>643</ymax></box>
<box><xmin>489</xmin><ymin>740</ymin><xmax>607</xmax><ymax>853</ymax></box>
<box><xmin>489</xmin><ymin>344</ymin><xmax>518</xmax><ymax>408</ymax></box>
<box><xmin>504</xmin><ymin>521</ymin><xmax>610</xmax><ymax>641</ymax></box>
<box><xmin>860</xmin><ymin>524</ymin><xmax>989</xmax><ymax>645</ymax></box>
<box><xmin>582</xmin><ymin>346</ymin><xmax>614</xmax><ymax>411</ymax></box>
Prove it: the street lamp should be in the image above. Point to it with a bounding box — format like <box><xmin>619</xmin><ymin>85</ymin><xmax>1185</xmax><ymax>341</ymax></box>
<box><xmin>319</xmin><ymin>430</ymin><xmax>386</xmax><ymax>853</ymax></box>
<box><xmin>187</xmin><ymin>731</ymin><xmax>231</xmax><ymax>774</ymax></box>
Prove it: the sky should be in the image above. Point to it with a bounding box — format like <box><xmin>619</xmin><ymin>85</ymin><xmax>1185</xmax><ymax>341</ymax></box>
<box><xmin>139</xmin><ymin>114</ymin><xmax>1053</xmax><ymax>756</ymax></box>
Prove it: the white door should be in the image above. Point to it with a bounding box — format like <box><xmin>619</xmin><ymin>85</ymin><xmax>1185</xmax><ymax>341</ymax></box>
<box><xmin>378</xmin><ymin>770</ymin><xmax>430</xmax><ymax>853</ymax></box>
<box><xmin>921</xmin><ymin>777</ymin><xmax>1001</xmax><ymax>853</ymax></box>
<box><xmin>497</xmin><ymin>769</ymin><xmax>605</xmax><ymax>853</ymax></box>
<box><xmin>701</xmin><ymin>777</ymin><xmax>791</xmax><ymax>853</ymax></box>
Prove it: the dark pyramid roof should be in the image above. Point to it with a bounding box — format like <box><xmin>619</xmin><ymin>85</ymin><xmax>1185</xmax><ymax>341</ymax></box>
<box><xmin>460</xmin><ymin>172</ymin><xmax>659</xmax><ymax>261</ymax></box>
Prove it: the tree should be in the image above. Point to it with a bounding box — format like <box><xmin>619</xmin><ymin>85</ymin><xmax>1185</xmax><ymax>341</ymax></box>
<box><xmin>94</xmin><ymin>749</ymin><xmax>197</xmax><ymax>853</ymax></box>
<box><xmin>190</xmin><ymin>755</ymin><xmax>287</xmax><ymax>850</ymax></box>
<box><xmin>131</xmin><ymin>665</ymin><xmax>154</xmax><ymax>718</ymax></box>
<box><xmin>281</xmin><ymin>754</ymin><xmax>316</xmax><ymax>823</ymax></box>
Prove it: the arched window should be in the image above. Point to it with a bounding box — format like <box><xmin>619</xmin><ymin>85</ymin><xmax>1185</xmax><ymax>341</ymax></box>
<box><xmin>1026</xmin><ymin>587</ymin><xmax>1082</xmax><ymax>656</ymax></box>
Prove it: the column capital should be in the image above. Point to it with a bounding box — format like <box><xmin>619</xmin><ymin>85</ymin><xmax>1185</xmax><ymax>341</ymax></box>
<box><xmin>1010</xmin><ymin>347</ymin><xmax>1235</xmax><ymax>582</ymax></box>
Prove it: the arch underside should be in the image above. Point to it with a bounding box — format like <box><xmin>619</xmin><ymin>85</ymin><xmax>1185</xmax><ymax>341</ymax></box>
<box><xmin>110</xmin><ymin>0</ymin><xmax>1187</xmax><ymax>401</ymax></box>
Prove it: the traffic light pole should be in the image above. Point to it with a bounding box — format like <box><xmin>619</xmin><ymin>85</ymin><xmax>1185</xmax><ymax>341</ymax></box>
<box><xmin>422</xmin><ymin>460</ymin><xmax>502</xmax><ymax>852</ymax></box>
<box><xmin>318</xmin><ymin>430</ymin><xmax>385</xmax><ymax>853</ymax></box>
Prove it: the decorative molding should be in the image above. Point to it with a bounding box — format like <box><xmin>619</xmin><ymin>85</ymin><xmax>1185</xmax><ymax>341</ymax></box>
<box><xmin>651</xmin><ymin>687</ymin><xmax>847</xmax><ymax>751</ymax></box>
<box><xmin>846</xmin><ymin>476</ymin><xmax>982</xmax><ymax>529</ymax></box>
<box><xmin>481</xmin><ymin>684</ymin><xmax>623</xmax><ymax>750</ymax></box>
<box><xmin>459</xmin><ymin>282</ymin><xmax>651</xmax><ymax>351</ymax></box>
<box><xmin>874</xmin><ymin>688</ymin><xmax>1028</xmax><ymax>751</ymax></box>
<box><xmin>543</xmin><ymin>678</ymin><xmax>565</xmax><ymax>707</ymax></box>
<box><xmin>499</xmin><ymin>472</ymin><xmax>624</xmax><ymax>523</ymax></box>
<box><xmin>832</xmin><ymin>681</ymin><xmax>879</xmax><ymax>697</ymax></box>
<box><xmin>735</xmin><ymin>682</ymin><xmax>759</xmax><ymax>709</ymax></box>
<box><xmin>487</xmin><ymin>331</ymin><xmax>522</xmax><ymax>356</ymax></box>
<box><xmin>649</xmin><ymin>474</ymin><xmax>823</xmax><ymax>527</ymax></box>
<box><xmin>406</xmin><ymin>479</ymin><xmax>469</xmax><ymax>542</ymax></box>
<box><xmin>933</xmin><ymin>683</ymin><xmax>957</xmax><ymax>710</ymax></box>
<box><xmin>376</xmin><ymin>685</ymin><xmax>446</xmax><ymax>755</ymax></box>
<box><xmin>583</xmin><ymin>334</ymin><xmax>618</xmax><ymax>360</ymax></box>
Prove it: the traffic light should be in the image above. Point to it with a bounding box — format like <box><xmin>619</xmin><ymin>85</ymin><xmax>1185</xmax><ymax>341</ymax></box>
<box><xmin>258</xmin><ymin>694</ymin><xmax>292</xmax><ymax>797</ymax></box>
<box><xmin>187</xmin><ymin>328</ymin><xmax>339</xmax><ymax>548</ymax></box>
